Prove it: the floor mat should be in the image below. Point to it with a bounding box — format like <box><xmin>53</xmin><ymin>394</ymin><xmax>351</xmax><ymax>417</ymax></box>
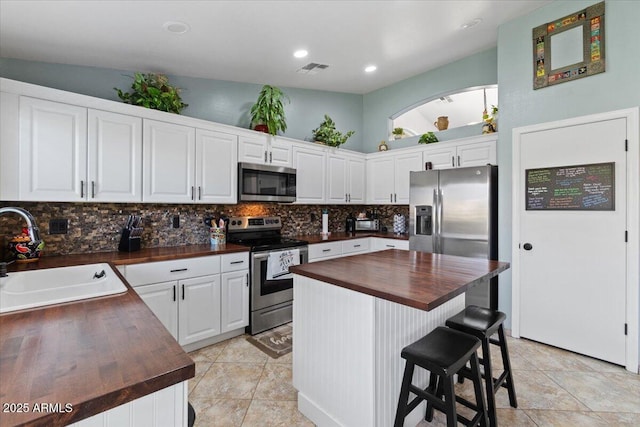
<box><xmin>246</xmin><ymin>323</ymin><xmax>292</xmax><ymax>359</ymax></box>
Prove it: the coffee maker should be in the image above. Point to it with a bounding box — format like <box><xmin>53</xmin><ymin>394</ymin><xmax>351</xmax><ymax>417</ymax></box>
<box><xmin>345</xmin><ymin>213</ymin><xmax>355</xmax><ymax>233</ymax></box>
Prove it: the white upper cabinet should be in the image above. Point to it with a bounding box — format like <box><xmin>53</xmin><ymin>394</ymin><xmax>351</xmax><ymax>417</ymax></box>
<box><xmin>366</xmin><ymin>151</ymin><xmax>422</xmax><ymax>204</ymax></box>
<box><xmin>238</xmin><ymin>132</ymin><xmax>292</xmax><ymax>167</ymax></box>
<box><xmin>327</xmin><ymin>151</ymin><xmax>366</xmax><ymax>204</ymax></box>
<box><xmin>367</xmin><ymin>156</ymin><xmax>395</xmax><ymax>204</ymax></box>
<box><xmin>18</xmin><ymin>96</ymin><xmax>88</xmax><ymax>201</ymax></box>
<box><xmin>422</xmin><ymin>136</ymin><xmax>496</xmax><ymax>170</ymax></box>
<box><xmin>143</xmin><ymin>119</ymin><xmax>238</xmax><ymax>203</ymax></box>
<box><xmin>143</xmin><ymin>119</ymin><xmax>196</xmax><ymax>203</ymax></box>
<box><xmin>293</xmin><ymin>144</ymin><xmax>326</xmax><ymax>204</ymax></box>
<box><xmin>88</xmin><ymin>109</ymin><xmax>143</xmax><ymax>202</ymax></box>
<box><xmin>196</xmin><ymin>129</ymin><xmax>238</xmax><ymax>204</ymax></box>
<box><xmin>393</xmin><ymin>151</ymin><xmax>422</xmax><ymax>204</ymax></box>
<box><xmin>14</xmin><ymin>98</ymin><xmax>143</xmax><ymax>202</ymax></box>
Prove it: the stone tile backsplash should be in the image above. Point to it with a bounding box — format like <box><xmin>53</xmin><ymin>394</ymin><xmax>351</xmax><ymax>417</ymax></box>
<box><xmin>0</xmin><ymin>202</ymin><xmax>409</xmax><ymax>257</ymax></box>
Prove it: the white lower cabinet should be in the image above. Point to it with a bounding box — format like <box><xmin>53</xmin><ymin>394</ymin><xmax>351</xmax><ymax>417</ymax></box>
<box><xmin>341</xmin><ymin>238</ymin><xmax>370</xmax><ymax>255</ymax></box>
<box><xmin>221</xmin><ymin>271</ymin><xmax>249</xmax><ymax>333</ymax></box>
<box><xmin>124</xmin><ymin>253</ymin><xmax>249</xmax><ymax>350</ymax></box>
<box><xmin>69</xmin><ymin>382</ymin><xmax>187</xmax><ymax>427</ymax></box>
<box><xmin>308</xmin><ymin>241</ymin><xmax>343</xmax><ymax>262</ymax></box>
<box><xmin>134</xmin><ymin>281</ymin><xmax>179</xmax><ymax>338</ymax></box>
<box><xmin>308</xmin><ymin>238</ymin><xmax>408</xmax><ymax>263</ymax></box>
<box><xmin>179</xmin><ymin>275</ymin><xmax>221</xmax><ymax>346</ymax></box>
<box><xmin>371</xmin><ymin>238</ymin><xmax>409</xmax><ymax>251</ymax></box>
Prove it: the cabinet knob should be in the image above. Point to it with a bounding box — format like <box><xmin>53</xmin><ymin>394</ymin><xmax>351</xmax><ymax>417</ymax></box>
<box><xmin>523</xmin><ymin>243</ymin><xmax>533</xmax><ymax>251</ymax></box>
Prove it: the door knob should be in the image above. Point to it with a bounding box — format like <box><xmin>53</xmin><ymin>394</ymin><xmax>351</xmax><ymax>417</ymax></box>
<box><xmin>523</xmin><ymin>243</ymin><xmax>533</xmax><ymax>251</ymax></box>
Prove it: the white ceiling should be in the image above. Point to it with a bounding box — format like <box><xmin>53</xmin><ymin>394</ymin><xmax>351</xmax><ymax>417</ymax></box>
<box><xmin>0</xmin><ymin>0</ymin><xmax>551</xmax><ymax>94</ymax></box>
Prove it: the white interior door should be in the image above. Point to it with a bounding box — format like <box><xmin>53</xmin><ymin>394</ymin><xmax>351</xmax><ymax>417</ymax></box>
<box><xmin>518</xmin><ymin>118</ymin><xmax>627</xmax><ymax>365</ymax></box>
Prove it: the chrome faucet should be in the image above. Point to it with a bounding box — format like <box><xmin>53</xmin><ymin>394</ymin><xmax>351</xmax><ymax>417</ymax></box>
<box><xmin>0</xmin><ymin>207</ymin><xmax>42</xmax><ymax>246</ymax></box>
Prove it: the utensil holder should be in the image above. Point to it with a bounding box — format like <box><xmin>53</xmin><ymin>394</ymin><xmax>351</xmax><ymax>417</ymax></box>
<box><xmin>118</xmin><ymin>228</ymin><xmax>141</xmax><ymax>252</ymax></box>
<box><xmin>210</xmin><ymin>227</ymin><xmax>226</xmax><ymax>247</ymax></box>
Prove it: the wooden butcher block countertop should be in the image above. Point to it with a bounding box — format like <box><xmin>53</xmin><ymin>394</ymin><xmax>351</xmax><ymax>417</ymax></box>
<box><xmin>290</xmin><ymin>249</ymin><xmax>509</xmax><ymax>311</ymax></box>
<box><xmin>0</xmin><ymin>244</ymin><xmax>252</xmax><ymax>426</ymax></box>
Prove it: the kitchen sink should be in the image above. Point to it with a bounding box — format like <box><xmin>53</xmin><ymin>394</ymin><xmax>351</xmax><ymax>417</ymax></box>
<box><xmin>0</xmin><ymin>263</ymin><xmax>127</xmax><ymax>314</ymax></box>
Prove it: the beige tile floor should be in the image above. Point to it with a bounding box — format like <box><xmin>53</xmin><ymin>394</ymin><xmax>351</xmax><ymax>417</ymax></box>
<box><xmin>188</xmin><ymin>333</ymin><xmax>640</xmax><ymax>426</ymax></box>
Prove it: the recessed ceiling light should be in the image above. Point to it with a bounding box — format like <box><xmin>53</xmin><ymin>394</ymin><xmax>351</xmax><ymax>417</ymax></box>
<box><xmin>294</xmin><ymin>49</ymin><xmax>308</xmax><ymax>58</ymax></box>
<box><xmin>461</xmin><ymin>18</ymin><xmax>482</xmax><ymax>29</ymax></box>
<box><xmin>364</xmin><ymin>65</ymin><xmax>377</xmax><ymax>73</ymax></box>
<box><xmin>163</xmin><ymin>21</ymin><xmax>190</xmax><ymax>34</ymax></box>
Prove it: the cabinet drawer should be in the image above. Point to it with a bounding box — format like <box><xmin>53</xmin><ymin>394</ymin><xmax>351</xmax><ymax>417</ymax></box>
<box><xmin>221</xmin><ymin>252</ymin><xmax>249</xmax><ymax>272</ymax></box>
<box><xmin>308</xmin><ymin>241</ymin><xmax>342</xmax><ymax>261</ymax></box>
<box><xmin>342</xmin><ymin>238</ymin><xmax>370</xmax><ymax>255</ymax></box>
<box><xmin>124</xmin><ymin>256</ymin><xmax>221</xmax><ymax>286</ymax></box>
<box><xmin>373</xmin><ymin>238</ymin><xmax>409</xmax><ymax>251</ymax></box>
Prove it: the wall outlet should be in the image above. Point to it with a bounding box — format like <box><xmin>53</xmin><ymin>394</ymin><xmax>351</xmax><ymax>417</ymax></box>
<box><xmin>49</xmin><ymin>218</ymin><xmax>68</xmax><ymax>234</ymax></box>
<box><xmin>172</xmin><ymin>215</ymin><xmax>180</xmax><ymax>228</ymax></box>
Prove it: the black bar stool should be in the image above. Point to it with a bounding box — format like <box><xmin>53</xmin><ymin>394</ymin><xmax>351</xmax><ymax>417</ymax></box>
<box><xmin>446</xmin><ymin>305</ymin><xmax>518</xmax><ymax>427</ymax></box>
<box><xmin>394</xmin><ymin>326</ymin><xmax>488</xmax><ymax>427</ymax></box>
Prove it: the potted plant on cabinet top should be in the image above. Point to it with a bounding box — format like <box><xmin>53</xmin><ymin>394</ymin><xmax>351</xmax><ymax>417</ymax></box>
<box><xmin>392</xmin><ymin>127</ymin><xmax>405</xmax><ymax>140</ymax></box>
<box><xmin>250</xmin><ymin>85</ymin><xmax>290</xmax><ymax>135</ymax></box>
<box><xmin>482</xmin><ymin>105</ymin><xmax>498</xmax><ymax>133</ymax></box>
<box><xmin>418</xmin><ymin>132</ymin><xmax>438</xmax><ymax>144</ymax></box>
<box><xmin>312</xmin><ymin>115</ymin><xmax>355</xmax><ymax>148</ymax></box>
<box><xmin>114</xmin><ymin>72</ymin><xmax>188</xmax><ymax>114</ymax></box>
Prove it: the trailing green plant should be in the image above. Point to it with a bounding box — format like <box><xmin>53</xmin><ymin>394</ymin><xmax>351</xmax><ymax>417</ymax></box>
<box><xmin>114</xmin><ymin>72</ymin><xmax>187</xmax><ymax>114</ymax></box>
<box><xmin>312</xmin><ymin>115</ymin><xmax>355</xmax><ymax>148</ymax></box>
<box><xmin>392</xmin><ymin>127</ymin><xmax>404</xmax><ymax>136</ymax></box>
<box><xmin>250</xmin><ymin>85</ymin><xmax>290</xmax><ymax>135</ymax></box>
<box><xmin>418</xmin><ymin>132</ymin><xmax>438</xmax><ymax>144</ymax></box>
<box><xmin>482</xmin><ymin>104</ymin><xmax>498</xmax><ymax>123</ymax></box>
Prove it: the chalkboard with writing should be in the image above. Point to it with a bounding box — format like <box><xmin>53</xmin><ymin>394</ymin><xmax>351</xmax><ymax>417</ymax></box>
<box><xmin>526</xmin><ymin>162</ymin><xmax>615</xmax><ymax>210</ymax></box>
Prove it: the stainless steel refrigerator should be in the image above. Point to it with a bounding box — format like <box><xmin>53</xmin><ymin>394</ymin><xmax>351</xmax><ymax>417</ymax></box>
<box><xmin>409</xmin><ymin>165</ymin><xmax>498</xmax><ymax>309</ymax></box>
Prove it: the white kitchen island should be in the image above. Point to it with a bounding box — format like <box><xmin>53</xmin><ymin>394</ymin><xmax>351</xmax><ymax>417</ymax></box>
<box><xmin>290</xmin><ymin>249</ymin><xmax>509</xmax><ymax>427</ymax></box>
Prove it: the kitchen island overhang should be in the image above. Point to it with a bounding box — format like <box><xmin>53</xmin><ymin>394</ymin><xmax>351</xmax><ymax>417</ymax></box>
<box><xmin>290</xmin><ymin>249</ymin><xmax>509</xmax><ymax>427</ymax></box>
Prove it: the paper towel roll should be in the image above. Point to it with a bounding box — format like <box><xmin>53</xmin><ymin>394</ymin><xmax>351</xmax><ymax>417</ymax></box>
<box><xmin>322</xmin><ymin>211</ymin><xmax>329</xmax><ymax>234</ymax></box>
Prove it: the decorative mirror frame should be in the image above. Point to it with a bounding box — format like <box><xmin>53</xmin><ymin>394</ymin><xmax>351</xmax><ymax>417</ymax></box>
<box><xmin>533</xmin><ymin>1</ymin><xmax>605</xmax><ymax>90</ymax></box>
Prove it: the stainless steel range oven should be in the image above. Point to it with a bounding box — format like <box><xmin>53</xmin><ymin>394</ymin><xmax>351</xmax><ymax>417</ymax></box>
<box><xmin>226</xmin><ymin>216</ymin><xmax>308</xmax><ymax>335</ymax></box>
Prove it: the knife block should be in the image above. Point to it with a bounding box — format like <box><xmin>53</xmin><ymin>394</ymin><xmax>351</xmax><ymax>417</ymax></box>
<box><xmin>118</xmin><ymin>228</ymin><xmax>141</xmax><ymax>252</ymax></box>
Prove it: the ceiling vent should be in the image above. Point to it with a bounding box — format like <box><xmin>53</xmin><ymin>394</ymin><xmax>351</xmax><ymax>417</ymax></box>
<box><xmin>296</xmin><ymin>63</ymin><xmax>330</xmax><ymax>75</ymax></box>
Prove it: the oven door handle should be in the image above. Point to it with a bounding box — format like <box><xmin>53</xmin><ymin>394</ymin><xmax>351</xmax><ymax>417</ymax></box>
<box><xmin>252</xmin><ymin>248</ymin><xmax>308</xmax><ymax>262</ymax></box>
<box><xmin>252</xmin><ymin>253</ymin><xmax>271</xmax><ymax>261</ymax></box>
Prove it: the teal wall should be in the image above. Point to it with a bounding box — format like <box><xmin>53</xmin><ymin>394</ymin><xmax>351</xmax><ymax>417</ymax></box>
<box><xmin>497</xmin><ymin>0</ymin><xmax>640</xmax><ymax>328</ymax></box>
<box><xmin>0</xmin><ymin>58</ymin><xmax>364</xmax><ymax>151</ymax></box>
<box><xmin>362</xmin><ymin>48</ymin><xmax>498</xmax><ymax>153</ymax></box>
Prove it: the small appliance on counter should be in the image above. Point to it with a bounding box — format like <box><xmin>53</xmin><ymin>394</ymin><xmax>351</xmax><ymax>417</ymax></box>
<box><xmin>354</xmin><ymin>218</ymin><xmax>380</xmax><ymax>232</ymax></box>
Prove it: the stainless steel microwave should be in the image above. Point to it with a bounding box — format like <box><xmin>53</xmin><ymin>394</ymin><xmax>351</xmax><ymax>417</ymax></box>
<box><xmin>238</xmin><ymin>163</ymin><xmax>296</xmax><ymax>203</ymax></box>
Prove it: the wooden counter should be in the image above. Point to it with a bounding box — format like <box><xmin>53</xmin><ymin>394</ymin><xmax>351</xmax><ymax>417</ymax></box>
<box><xmin>0</xmin><ymin>271</ymin><xmax>194</xmax><ymax>426</ymax></box>
<box><xmin>7</xmin><ymin>243</ymin><xmax>249</xmax><ymax>272</ymax></box>
<box><xmin>1</xmin><ymin>245</ymin><xmax>253</xmax><ymax>426</ymax></box>
<box><xmin>289</xmin><ymin>249</ymin><xmax>509</xmax><ymax>311</ymax></box>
